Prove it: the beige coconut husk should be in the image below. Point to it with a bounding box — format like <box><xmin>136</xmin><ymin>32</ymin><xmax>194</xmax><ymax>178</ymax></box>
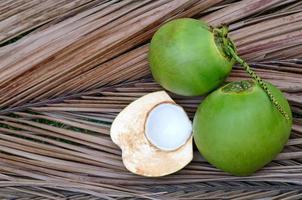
<box><xmin>110</xmin><ymin>91</ymin><xmax>193</xmax><ymax>177</ymax></box>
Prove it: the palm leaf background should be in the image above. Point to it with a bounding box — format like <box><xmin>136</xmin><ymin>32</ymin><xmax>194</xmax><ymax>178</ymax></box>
<box><xmin>0</xmin><ymin>0</ymin><xmax>302</xmax><ymax>199</ymax></box>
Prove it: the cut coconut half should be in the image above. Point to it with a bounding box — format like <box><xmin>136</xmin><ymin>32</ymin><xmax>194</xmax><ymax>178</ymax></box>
<box><xmin>110</xmin><ymin>91</ymin><xmax>193</xmax><ymax>177</ymax></box>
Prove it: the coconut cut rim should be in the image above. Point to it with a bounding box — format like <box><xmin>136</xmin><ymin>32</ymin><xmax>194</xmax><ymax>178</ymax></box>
<box><xmin>144</xmin><ymin>101</ymin><xmax>193</xmax><ymax>152</ymax></box>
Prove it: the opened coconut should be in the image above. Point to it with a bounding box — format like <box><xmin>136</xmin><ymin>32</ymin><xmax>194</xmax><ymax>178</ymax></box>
<box><xmin>110</xmin><ymin>91</ymin><xmax>193</xmax><ymax>177</ymax></box>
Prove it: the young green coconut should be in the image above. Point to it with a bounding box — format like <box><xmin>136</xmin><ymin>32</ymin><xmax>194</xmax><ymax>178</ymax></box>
<box><xmin>110</xmin><ymin>91</ymin><xmax>193</xmax><ymax>177</ymax></box>
<box><xmin>193</xmin><ymin>80</ymin><xmax>292</xmax><ymax>176</ymax></box>
<box><xmin>149</xmin><ymin>18</ymin><xmax>236</xmax><ymax>96</ymax></box>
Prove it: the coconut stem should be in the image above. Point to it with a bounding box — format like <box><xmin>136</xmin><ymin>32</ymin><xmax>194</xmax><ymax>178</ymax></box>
<box><xmin>213</xmin><ymin>26</ymin><xmax>289</xmax><ymax>120</ymax></box>
<box><xmin>215</xmin><ymin>26</ymin><xmax>290</xmax><ymax>121</ymax></box>
<box><xmin>227</xmin><ymin>46</ymin><xmax>289</xmax><ymax>121</ymax></box>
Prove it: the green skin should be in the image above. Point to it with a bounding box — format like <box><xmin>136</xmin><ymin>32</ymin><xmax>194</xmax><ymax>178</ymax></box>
<box><xmin>149</xmin><ymin>18</ymin><xmax>235</xmax><ymax>96</ymax></box>
<box><xmin>193</xmin><ymin>80</ymin><xmax>292</xmax><ymax>176</ymax></box>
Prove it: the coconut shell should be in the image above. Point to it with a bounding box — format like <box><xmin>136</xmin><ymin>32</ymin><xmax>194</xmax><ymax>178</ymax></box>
<box><xmin>110</xmin><ymin>91</ymin><xmax>193</xmax><ymax>177</ymax></box>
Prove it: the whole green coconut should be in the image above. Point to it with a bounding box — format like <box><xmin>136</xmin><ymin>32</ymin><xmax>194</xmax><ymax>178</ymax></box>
<box><xmin>149</xmin><ymin>18</ymin><xmax>236</xmax><ymax>96</ymax></box>
<box><xmin>193</xmin><ymin>80</ymin><xmax>292</xmax><ymax>176</ymax></box>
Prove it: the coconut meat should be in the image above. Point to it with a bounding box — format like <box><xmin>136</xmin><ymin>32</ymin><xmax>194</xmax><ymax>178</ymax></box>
<box><xmin>145</xmin><ymin>103</ymin><xmax>192</xmax><ymax>151</ymax></box>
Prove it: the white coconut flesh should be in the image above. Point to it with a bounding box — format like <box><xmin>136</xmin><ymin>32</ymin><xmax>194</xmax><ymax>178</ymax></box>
<box><xmin>110</xmin><ymin>91</ymin><xmax>193</xmax><ymax>177</ymax></box>
<box><xmin>145</xmin><ymin>103</ymin><xmax>192</xmax><ymax>151</ymax></box>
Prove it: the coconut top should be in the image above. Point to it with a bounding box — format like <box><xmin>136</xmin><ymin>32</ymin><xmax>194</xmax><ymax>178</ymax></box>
<box><xmin>221</xmin><ymin>80</ymin><xmax>254</xmax><ymax>93</ymax></box>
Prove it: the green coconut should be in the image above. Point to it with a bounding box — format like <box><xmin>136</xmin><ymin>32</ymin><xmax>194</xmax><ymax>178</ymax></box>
<box><xmin>149</xmin><ymin>18</ymin><xmax>236</xmax><ymax>96</ymax></box>
<box><xmin>149</xmin><ymin>17</ymin><xmax>289</xmax><ymax>121</ymax></box>
<box><xmin>193</xmin><ymin>80</ymin><xmax>292</xmax><ymax>176</ymax></box>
